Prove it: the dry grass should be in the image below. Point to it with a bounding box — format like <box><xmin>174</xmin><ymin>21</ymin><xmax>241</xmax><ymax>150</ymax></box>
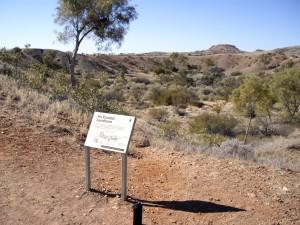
<box><xmin>0</xmin><ymin>75</ymin><xmax>90</xmax><ymax>143</ymax></box>
<box><xmin>1</xmin><ymin>74</ymin><xmax>299</xmax><ymax>171</ymax></box>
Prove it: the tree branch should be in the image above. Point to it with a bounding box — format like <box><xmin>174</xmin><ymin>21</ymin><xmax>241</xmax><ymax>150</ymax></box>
<box><xmin>78</xmin><ymin>27</ymin><xmax>95</xmax><ymax>44</ymax></box>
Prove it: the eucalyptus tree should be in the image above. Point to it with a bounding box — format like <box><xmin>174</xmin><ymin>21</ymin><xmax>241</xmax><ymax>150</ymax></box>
<box><xmin>55</xmin><ymin>0</ymin><xmax>137</xmax><ymax>87</ymax></box>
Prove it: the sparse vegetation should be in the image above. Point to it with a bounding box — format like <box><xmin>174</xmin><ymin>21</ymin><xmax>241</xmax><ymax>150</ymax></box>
<box><xmin>189</xmin><ymin>112</ymin><xmax>238</xmax><ymax>137</ymax></box>
<box><xmin>272</xmin><ymin>68</ymin><xmax>300</xmax><ymax>121</ymax></box>
<box><xmin>0</xmin><ymin>44</ymin><xmax>299</xmax><ymax>172</ymax></box>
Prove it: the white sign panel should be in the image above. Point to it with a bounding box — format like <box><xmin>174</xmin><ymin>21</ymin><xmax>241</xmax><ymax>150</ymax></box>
<box><xmin>84</xmin><ymin>112</ymin><xmax>135</xmax><ymax>153</ymax></box>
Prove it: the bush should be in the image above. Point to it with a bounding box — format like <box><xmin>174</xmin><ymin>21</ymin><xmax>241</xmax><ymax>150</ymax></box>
<box><xmin>189</xmin><ymin>112</ymin><xmax>238</xmax><ymax>137</ymax></box>
<box><xmin>50</xmin><ymin>72</ymin><xmax>69</xmax><ymax>100</ymax></box>
<box><xmin>129</xmin><ymin>84</ymin><xmax>146</xmax><ymax>102</ymax></box>
<box><xmin>72</xmin><ymin>82</ymin><xmax>124</xmax><ymax>113</ymax></box>
<box><xmin>202</xmin><ymin>57</ymin><xmax>215</xmax><ymax>67</ymax></box>
<box><xmin>218</xmin><ymin>139</ymin><xmax>255</xmax><ymax>160</ymax></box>
<box><xmin>148</xmin><ymin>86</ymin><xmax>198</xmax><ymax>106</ymax></box>
<box><xmin>272</xmin><ymin>69</ymin><xmax>300</xmax><ymax>121</ymax></box>
<box><xmin>149</xmin><ymin>108</ymin><xmax>169</xmax><ymax>122</ymax></box>
<box><xmin>132</xmin><ymin>77</ymin><xmax>150</xmax><ymax>85</ymax></box>
<box><xmin>154</xmin><ymin>63</ymin><xmax>167</xmax><ymax>75</ymax></box>
<box><xmin>26</xmin><ymin>63</ymin><xmax>48</xmax><ymax>90</ymax></box>
<box><xmin>102</xmin><ymin>86</ymin><xmax>124</xmax><ymax>102</ymax></box>
<box><xmin>158</xmin><ymin>120</ymin><xmax>181</xmax><ymax>140</ymax></box>
<box><xmin>259</xmin><ymin>53</ymin><xmax>272</xmax><ymax>65</ymax></box>
<box><xmin>230</xmin><ymin>71</ymin><xmax>242</xmax><ymax>76</ymax></box>
<box><xmin>43</xmin><ymin>50</ymin><xmax>60</xmax><ymax>69</ymax></box>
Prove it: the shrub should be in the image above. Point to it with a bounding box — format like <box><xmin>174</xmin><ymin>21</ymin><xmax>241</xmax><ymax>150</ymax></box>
<box><xmin>202</xmin><ymin>57</ymin><xmax>215</xmax><ymax>67</ymax></box>
<box><xmin>216</xmin><ymin>76</ymin><xmax>242</xmax><ymax>100</ymax></box>
<box><xmin>50</xmin><ymin>72</ymin><xmax>69</xmax><ymax>100</ymax></box>
<box><xmin>26</xmin><ymin>63</ymin><xmax>48</xmax><ymax>90</ymax></box>
<box><xmin>158</xmin><ymin>120</ymin><xmax>181</xmax><ymax>140</ymax></box>
<box><xmin>72</xmin><ymin>82</ymin><xmax>124</xmax><ymax>113</ymax></box>
<box><xmin>132</xmin><ymin>77</ymin><xmax>150</xmax><ymax>85</ymax></box>
<box><xmin>102</xmin><ymin>86</ymin><xmax>124</xmax><ymax>102</ymax></box>
<box><xmin>230</xmin><ymin>71</ymin><xmax>242</xmax><ymax>76</ymax></box>
<box><xmin>218</xmin><ymin>139</ymin><xmax>255</xmax><ymax>160</ymax></box>
<box><xmin>149</xmin><ymin>108</ymin><xmax>169</xmax><ymax>122</ymax></box>
<box><xmin>129</xmin><ymin>84</ymin><xmax>146</xmax><ymax>102</ymax></box>
<box><xmin>43</xmin><ymin>50</ymin><xmax>60</xmax><ymax>69</ymax></box>
<box><xmin>259</xmin><ymin>53</ymin><xmax>272</xmax><ymax>65</ymax></box>
<box><xmin>271</xmin><ymin>69</ymin><xmax>300</xmax><ymax>121</ymax></box>
<box><xmin>189</xmin><ymin>112</ymin><xmax>238</xmax><ymax>137</ymax></box>
<box><xmin>148</xmin><ymin>86</ymin><xmax>198</xmax><ymax>107</ymax></box>
<box><xmin>154</xmin><ymin>63</ymin><xmax>168</xmax><ymax>75</ymax></box>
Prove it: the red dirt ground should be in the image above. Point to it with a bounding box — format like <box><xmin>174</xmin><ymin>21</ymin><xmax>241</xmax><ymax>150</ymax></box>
<box><xmin>0</xmin><ymin>106</ymin><xmax>299</xmax><ymax>225</ymax></box>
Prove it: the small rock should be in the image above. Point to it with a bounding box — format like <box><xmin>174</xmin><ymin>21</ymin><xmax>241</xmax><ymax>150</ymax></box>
<box><xmin>282</xmin><ymin>186</ymin><xmax>288</xmax><ymax>192</ymax></box>
<box><xmin>248</xmin><ymin>193</ymin><xmax>256</xmax><ymax>198</ymax></box>
<box><xmin>135</xmin><ymin>136</ymin><xmax>150</xmax><ymax>148</ymax></box>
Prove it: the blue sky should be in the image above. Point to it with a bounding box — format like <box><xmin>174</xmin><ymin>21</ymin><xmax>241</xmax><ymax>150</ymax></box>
<box><xmin>0</xmin><ymin>0</ymin><xmax>299</xmax><ymax>53</ymax></box>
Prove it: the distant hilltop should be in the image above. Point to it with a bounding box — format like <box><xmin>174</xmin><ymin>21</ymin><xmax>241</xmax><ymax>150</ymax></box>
<box><xmin>192</xmin><ymin>44</ymin><xmax>243</xmax><ymax>55</ymax></box>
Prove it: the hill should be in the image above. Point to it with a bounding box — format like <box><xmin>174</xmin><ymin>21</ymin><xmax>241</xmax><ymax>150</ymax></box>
<box><xmin>0</xmin><ymin>75</ymin><xmax>299</xmax><ymax>224</ymax></box>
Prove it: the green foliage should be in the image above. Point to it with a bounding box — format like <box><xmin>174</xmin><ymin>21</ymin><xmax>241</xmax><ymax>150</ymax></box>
<box><xmin>50</xmin><ymin>72</ymin><xmax>69</xmax><ymax>100</ymax></box>
<box><xmin>55</xmin><ymin>0</ymin><xmax>137</xmax><ymax>46</ymax></box>
<box><xmin>189</xmin><ymin>112</ymin><xmax>238</xmax><ymax>137</ymax></box>
<box><xmin>200</xmin><ymin>67</ymin><xmax>225</xmax><ymax>86</ymax></box>
<box><xmin>216</xmin><ymin>76</ymin><xmax>242</xmax><ymax>100</ymax></box>
<box><xmin>0</xmin><ymin>48</ymin><xmax>11</xmax><ymax>62</ymax></box>
<box><xmin>43</xmin><ymin>50</ymin><xmax>60</xmax><ymax>69</ymax></box>
<box><xmin>198</xmin><ymin>133</ymin><xmax>225</xmax><ymax>146</ymax></box>
<box><xmin>272</xmin><ymin>69</ymin><xmax>300</xmax><ymax>121</ymax></box>
<box><xmin>72</xmin><ymin>82</ymin><xmax>125</xmax><ymax>114</ymax></box>
<box><xmin>172</xmin><ymin>71</ymin><xmax>194</xmax><ymax>87</ymax></box>
<box><xmin>72</xmin><ymin>83</ymin><xmax>105</xmax><ymax>113</ymax></box>
<box><xmin>148</xmin><ymin>86</ymin><xmax>198</xmax><ymax>107</ymax></box>
<box><xmin>55</xmin><ymin>0</ymin><xmax>137</xmax><ymax>86</ymax></box>
<box><xmin>154</xmin><ymin>63</ymin><xmax>167</xmax><ymax>75</ymax></box>
<box><xmin>26</xmin><ymin>63</ymin><xmax>48</xmax><ymax>90</ymax></box>
<box><xmin>148</xmin><ymin>108</ymin><xmax>169</xmax><ymax>122</ymax></box>
<box><xmin>230</xmin><ymin>75</ymin><xmax>274</xmax><ymax>118</ymax></box>
<box><xmin>158</xmin><ymin>120</ymin><xmax>181</xmax><ymax>140</ymax></box>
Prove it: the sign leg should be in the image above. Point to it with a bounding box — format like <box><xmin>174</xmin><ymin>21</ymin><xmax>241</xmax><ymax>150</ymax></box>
<box><xmin>84</xmin><ymin>146</ymin><xmax>91</xmax><ymax>191</ymax></box>
<box><xmin>121</xmin><ymin>153</ymin><xmax>127</xmax><ymax>201</ymax></box>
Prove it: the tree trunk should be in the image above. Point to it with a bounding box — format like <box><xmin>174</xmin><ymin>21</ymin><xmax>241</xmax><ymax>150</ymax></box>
<box><xmin>69</xmin><ymin>56</ymin><xmax>76</xmax><ymax>87</ymax></box>
<box><xmin>69</xmin><ymin>40</ymin><xmax>80</xmax><ymax>88</ymax></box>
<box><xmin>244</xmin><ymin>117</ymin><xmax>252</xmax><ymax>144</ymax></box>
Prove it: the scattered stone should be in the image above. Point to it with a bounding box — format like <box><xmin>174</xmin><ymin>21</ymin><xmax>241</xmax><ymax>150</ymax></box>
<box><xmin>282</xmin><ymin>187</ymin><xmax>288</xmax><ymax>192</ymax></box>
<box><xmin>248</xmin><ymin>193</ymin><xmax>256</xmax><ymax>198</ymax></box>
<box><xmin>135</xmin><ymin>136</ymin><xmax>150</xmax><ymax>148</ymax></box>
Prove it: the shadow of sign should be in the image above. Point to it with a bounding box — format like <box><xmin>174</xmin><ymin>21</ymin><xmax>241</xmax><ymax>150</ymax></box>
<box><xmin>89</xmin><ymin>189</ymin><xmax>245</xmax><ymax>214</ymax></box>
<box><xmin>128</xmin><ymin>198</ymin><xmax>246</xmax><ymax>214</ymax></box>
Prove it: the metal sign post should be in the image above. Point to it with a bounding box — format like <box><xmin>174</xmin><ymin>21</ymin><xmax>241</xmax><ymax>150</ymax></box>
<box><xmin>121</xmin><ymin>153</ymin><xmax>127</xmax><ymax>200</ymax></box>
<box><xmin>83</xmin><ymin>112</ymin><xmax>135</xmax><ymax>201</ymax></box>
<box><xmin>84</xmin><ymin>146</ymin><xmax>91</xmax><ymax>191</ymax></box>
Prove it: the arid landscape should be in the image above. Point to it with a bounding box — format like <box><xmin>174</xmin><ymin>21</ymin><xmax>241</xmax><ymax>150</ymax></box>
<box><xmin>1</xmin><ymin>1</ymin><xmax>300</xmax><ymax>224</ymax></box>
<box><xmin>1</xmin><ymin>43</ymin><xmax>300</xmax><ymax>224</ymax></box>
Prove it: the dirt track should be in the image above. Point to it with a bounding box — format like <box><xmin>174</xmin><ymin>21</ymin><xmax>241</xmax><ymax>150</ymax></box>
<box><xmin>0</xmin><ymin>107</ymin><xmax>300</xmax><ymax>225</ymax></box>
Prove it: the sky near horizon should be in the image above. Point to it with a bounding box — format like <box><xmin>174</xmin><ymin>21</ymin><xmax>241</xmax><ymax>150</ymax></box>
<box><xmin>0</xmin><ymin>0</ymin><xmax>299</xmax><ymax>54</ymax></box>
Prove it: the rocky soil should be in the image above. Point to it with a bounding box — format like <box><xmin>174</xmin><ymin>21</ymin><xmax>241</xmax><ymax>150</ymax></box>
<box><xmin>0</xmin><ymin>102</ymin><xmax>300</xmax><ymax>225</ymax></box>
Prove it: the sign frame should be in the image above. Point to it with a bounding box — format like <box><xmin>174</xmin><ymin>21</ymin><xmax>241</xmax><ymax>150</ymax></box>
<box><xmin>83</xmin><ymin>112</ymin><xmax>136</xmax><ymax>201</ymax></box>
